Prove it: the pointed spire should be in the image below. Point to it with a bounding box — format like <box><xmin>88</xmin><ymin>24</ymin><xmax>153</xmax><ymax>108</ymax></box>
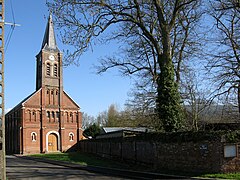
<box><xmin>41</xmin><ymin>14</ymin><xmax>58</xmax><ymax>50</ymax></box>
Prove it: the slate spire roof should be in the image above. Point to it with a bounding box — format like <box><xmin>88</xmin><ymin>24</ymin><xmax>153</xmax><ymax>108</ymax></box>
<box><xmin>41</xmin><ymin>14</ymin><xmax>58</xmax><ymax>51</ymax></box>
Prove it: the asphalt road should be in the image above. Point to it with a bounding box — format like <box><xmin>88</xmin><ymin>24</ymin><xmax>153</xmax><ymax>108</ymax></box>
<box><xmin>6</xmin><ymin>155</ymin><xmax>131</xmax><ymax>180</ymax></box>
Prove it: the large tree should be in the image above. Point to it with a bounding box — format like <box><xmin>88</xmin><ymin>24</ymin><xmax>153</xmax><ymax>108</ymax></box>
<box><xmin>125</xmin><ymin>0</ymin><xmax>203</xmax><ymax>120</ymax></box>
<box><xmin>47</xmin><ymin>0</ymin><xmax>200</xmax><ymax>132</ymax></box>
<box><xmin>207</xmin><ymin>0</ymin><xmax>240</xmax><ymax>113</ymax></box>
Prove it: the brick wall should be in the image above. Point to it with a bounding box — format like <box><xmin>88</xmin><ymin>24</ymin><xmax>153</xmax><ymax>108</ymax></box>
<box><xmin>79</xmin><ymin>133</ymin><xmax>240</xmax><ymax>174</ymax></box>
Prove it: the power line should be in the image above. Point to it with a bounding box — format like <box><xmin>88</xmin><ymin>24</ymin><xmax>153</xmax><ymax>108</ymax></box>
<box><xmin>4</xmin><ymin>0</ymin><xmax>20</xmax><ymax>53</ymax></box>
<box><xmin>9</xmin><ymin>0</ymin><xmax>15</xmax><ymax>24</ymax></box>
<box><xmin>5</xmin><ymin>25</ymin><xmax>14</xmax><ymax>53</ymax></box>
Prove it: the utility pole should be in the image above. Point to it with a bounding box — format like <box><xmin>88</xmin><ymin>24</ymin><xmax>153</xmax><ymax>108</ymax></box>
<box><xmin>0</xmin><ymin>0</ymin><xmax>5</xmax><ymax>179</ymax></box>
<box><xmin>0</xmin><ymin>0</ymin><xmax>20</xmax><ymax>178</ymax></box>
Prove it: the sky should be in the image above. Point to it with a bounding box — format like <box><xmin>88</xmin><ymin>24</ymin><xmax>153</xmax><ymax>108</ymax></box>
<box><xmin>4</xmin><ymin>1</ymin><xmax>132</xmax><ymax>117</ymax></box>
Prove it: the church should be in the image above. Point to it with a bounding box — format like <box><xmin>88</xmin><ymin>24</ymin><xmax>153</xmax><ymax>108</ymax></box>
<box><xmin>5</xmin><ymin>15</ymin><xmax>83</xmax><ymax>154</ymax></box>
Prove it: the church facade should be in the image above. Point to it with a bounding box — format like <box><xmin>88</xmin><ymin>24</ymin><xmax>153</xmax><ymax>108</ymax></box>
<box><xmin>5</xmin><ymin>15</ymin><xmax>82</xmax><ymax>154</ymax></box>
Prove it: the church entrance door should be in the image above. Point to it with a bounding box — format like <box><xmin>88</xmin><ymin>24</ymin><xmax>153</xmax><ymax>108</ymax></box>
<box><xmin>48</xmin><ymin>133</ymin><xmax>58</xmax><ymax>152</ymax></box>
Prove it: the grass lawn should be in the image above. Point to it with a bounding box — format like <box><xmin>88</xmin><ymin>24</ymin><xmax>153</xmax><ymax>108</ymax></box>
<box><xmin>30</xmin><ymin>152</ymin><xmax>136</xmax><ymax>170</ymax></box>
<box><xmin>201</xmin><ymin>173</ymin><xmax>240</xmax><ymax>179</ymax></box>
<box><xmin>30</xmin><ymin>152</ymin><xmax>240</xmax><ymax>179</ymax></box>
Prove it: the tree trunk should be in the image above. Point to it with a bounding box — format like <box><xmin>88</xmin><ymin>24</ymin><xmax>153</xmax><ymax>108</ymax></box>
<box><xmin>156</xmin><ymin>55</ymin><xmax>183</xmax><ymax>132</ymax></box>
<box><xmin>155</xmin><ymin>27</ymin><xmax>184</xmax><ymax>132</ymax></box>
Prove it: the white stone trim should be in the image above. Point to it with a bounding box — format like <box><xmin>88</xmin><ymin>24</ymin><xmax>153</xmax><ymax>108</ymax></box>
<box><xmin>69</xmin><ymin>132</ymin><xmax>74</xmax><ymax>141</ymax></box>
<box><xmin>31</xmin><ymin>132</ymin><xmax>37</xmax><ymax>142</ymax></box>
<box><xmin>46</xmin><ymin>130</ymin><xmax>60</xmax><ymax>152</ymax></box>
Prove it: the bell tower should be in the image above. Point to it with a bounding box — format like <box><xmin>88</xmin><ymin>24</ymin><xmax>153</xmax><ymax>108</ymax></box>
<box><xmin>35</xmin><ymin>14</ymin><xmax>63</xmax><ymax>91</ymax></box>
<box><xmin>5</xmin><ymin>13</ymin><xmax>82</xmax><ymax>155</ymax></box>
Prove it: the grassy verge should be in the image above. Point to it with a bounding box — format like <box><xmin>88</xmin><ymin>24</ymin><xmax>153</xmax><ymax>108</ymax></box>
<box><xmin>30</xmin><ymin>152</ymin><xmax>138</xmax><ymax>170</ymax></box>
<box><xmin>30</xmin><ymin>152</ymin><xmax>240</xmax><ymax>179</ymax></box>
<box><xmin>201</xmin><ymin>173</ymin><xmax>240</xmax><ymax>179</ymax></box>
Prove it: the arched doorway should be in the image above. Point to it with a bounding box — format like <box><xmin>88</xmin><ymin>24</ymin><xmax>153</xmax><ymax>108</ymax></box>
<box><xmin>48</xmin><ymin>133</ymin><xmax>58</xmax><ymax>152</ymax></box>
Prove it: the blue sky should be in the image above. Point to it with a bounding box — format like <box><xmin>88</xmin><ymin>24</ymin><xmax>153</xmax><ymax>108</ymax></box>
<box><xmin>4</xmin><ymin>1</ymin><xmax>132</xmax><ymax>116</ymax></box>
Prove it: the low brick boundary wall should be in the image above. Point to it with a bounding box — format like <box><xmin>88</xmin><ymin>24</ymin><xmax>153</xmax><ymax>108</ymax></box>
<box><xmin>79</xmin><ymin>132</ymin><xmax>240</xmax><ymax>174</ymax></box>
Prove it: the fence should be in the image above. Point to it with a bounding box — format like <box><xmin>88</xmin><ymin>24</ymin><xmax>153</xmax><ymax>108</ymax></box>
<box><xmin>79</xmin><ymin>132</ymin><xmax>240</xmax><ymax>174</ymax></box>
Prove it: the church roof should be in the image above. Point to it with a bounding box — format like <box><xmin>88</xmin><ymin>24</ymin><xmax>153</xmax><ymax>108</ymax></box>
<box><xmin>5</xmin><ymin>88</ymin><xmax>80</xmax><ymax>116</ymax></box>
<box><xmin>41</xmin><ymin>14</ymin><xmax>59</xmax><ymax>51</ymax></box>
<box><xmin>63</xmin><ymin>91</ymin><xmax>80</xmax><ymax>109</ymax></box>
<box><xmin>5</xmin><ymin>90</ymin><xmax>40</xmax><ymax>115</ymax></box>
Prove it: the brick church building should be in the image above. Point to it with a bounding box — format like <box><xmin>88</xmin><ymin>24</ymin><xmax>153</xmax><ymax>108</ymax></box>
<box><xmin>5</xmin><ymin>15</ymin><xmax>82</xmax><ymax>154</ymax></box>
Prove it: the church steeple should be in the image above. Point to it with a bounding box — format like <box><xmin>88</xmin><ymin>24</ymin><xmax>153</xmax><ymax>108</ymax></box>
<box><xmin>36</xmin><ymin>14</ymin><xmax>63</xmax><ymax>91</ymax></box>
<box><xmin>41</xmin><ymin>14</ymin><xmax>58</xmax><ymax>51</ymax></box>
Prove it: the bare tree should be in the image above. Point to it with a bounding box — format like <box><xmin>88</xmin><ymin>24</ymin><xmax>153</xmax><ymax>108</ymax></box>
<box><xmin>125</xmin><ymin>0</ymin><xmax>203</xmax><ymax>114</ymax></box>
<box><xmin>82</xmin><ymin>112</ymin><xmax>96</xmax><ymax>129</ymax></box>
<box><xmin>181</xmin><ymin>69</ymin><xmax>211</xmax><ymax>131</ymax></box>
<box><xmin>47</xmin><ymin>0</ymin><xmax>202</xmax><ymax>132</ymax></box>
<box><xmin>213</xmin><ymin>0</ymin><xmax>240</xmax><ymax>11</ymax></box>
<box><xmin>96</xmin><ymin>111</ymin><xmax>108</xmax><ymax>127</ymax></box>
<box><xmin>207</xmin><ymin>0</ymin><xmax>240</xmax><ymax>113</ymax></box>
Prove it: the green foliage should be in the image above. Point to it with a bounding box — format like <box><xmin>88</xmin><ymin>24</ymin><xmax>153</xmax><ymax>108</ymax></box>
<box><xmin>202</xmin><ymin>173</ymin><xmax>240</xmax><ymax>179</ymax></box>
<box><xmin>225</xmin><ymin>131</ymin><xmax>240</xmax><ymax>143</ymax></box>
<box><xmin>156</xmin><ymin>61</ymin><xmax>184</xmax><ymax>132</ymax></box>
<box><xmin>30</xmin><ymin>152</ymin><xmax>128</xmax><ymax>169</ymax></box>
<box><xmin>83</xmin><ymin>123</ymin><xmax>101</xmax><ymax>138</ymax></box>
<box><xmin>107</xmin><ymin>104</ymin><xmax>119</xmax><ymax>127</ymax></box>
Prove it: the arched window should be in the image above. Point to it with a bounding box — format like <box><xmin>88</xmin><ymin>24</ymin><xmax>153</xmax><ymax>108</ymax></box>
<box><xmin>46</xmin><ymin>63</ymin><xmax>50</xmax><ymax>76</ymax></box>
<box><xmin>47</xmin><ymin>90</ymin><xmax>51</xmax><ymax>104</ymax></box>
<box><xmin>47</xmin><ymin>111</ymin><xmax>50</xmax><ymax>122</ymax></box>
<box><xmin>31</xmin><ymin>132</ymin><xmax>37</xmax><ymax>141</ymax></box>
<box><xmin>46</xmin><ymin>111</ymin><xmax>50</xmax><ymax>118</ymax></box>
<box><xmin>32</xmin><ymin>111</ymin><xmax>36</xmax><ymax>122</ymax></box>
<box><xmin>27</xmin><ymin>110</ymin><xmax>31</xmax><ymax>121</ymax></box>
<box><xmin>54</xmin><ymin>64</ymin><xmax>58</xmax><ymax>77</ymax></box>
<box><xmin>70</xmin><ymin>113</ymin><xmax>73</xmax><ymax>123</ymax></box>
<box><xmin>69</xmin><ymin>133</ymin><xmax>74</xmax><ymax>141</ymax></box>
